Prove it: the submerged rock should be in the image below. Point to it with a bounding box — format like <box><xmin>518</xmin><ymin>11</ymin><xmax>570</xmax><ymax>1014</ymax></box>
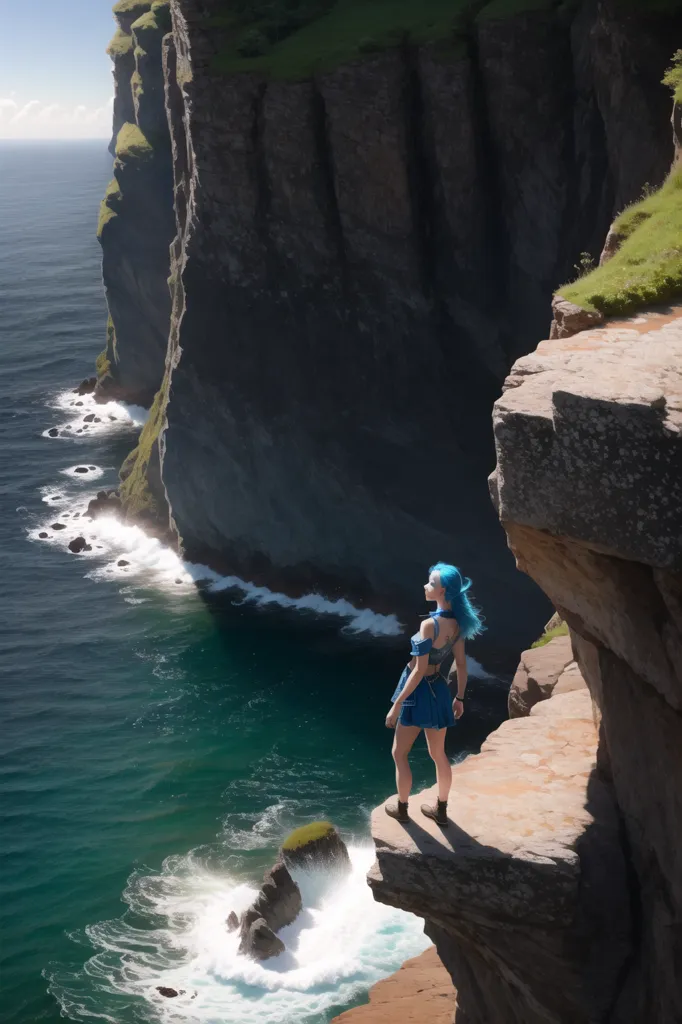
<box><xmin>281</xmin><ymin>821</ymin><xmax>351</xmax><ymax>874</ymax></box>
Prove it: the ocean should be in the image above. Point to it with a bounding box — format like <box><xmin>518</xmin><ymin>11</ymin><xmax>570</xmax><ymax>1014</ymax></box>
<box><xmin>0</xmin><ymin>140</ymin><xmax>509</xmax><ymax>1024</ymax></box>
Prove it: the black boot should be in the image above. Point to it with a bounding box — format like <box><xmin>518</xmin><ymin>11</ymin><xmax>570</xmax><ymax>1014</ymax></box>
<box><xmin>385</xmin><ymin>799</ymin><xmax>409</xmax><ymax>823</ymax></box>
<box><xmin>421</xmin><ymin>798</ymin><xmax>448</xmax><ymax>826</ymax></box>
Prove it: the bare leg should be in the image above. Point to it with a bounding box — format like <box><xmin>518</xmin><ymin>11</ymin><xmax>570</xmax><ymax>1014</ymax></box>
<box><xmin>425</xmin><ymin>728</ymin><xmax>452</xmax><ymax>802</ymax></box>
<box><xmin>392</xmin><ymin>724</ymin><xmax>421</xmax><ymax>802</ymax></box>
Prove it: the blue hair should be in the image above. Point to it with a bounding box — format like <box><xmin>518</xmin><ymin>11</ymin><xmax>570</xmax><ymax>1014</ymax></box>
<box><xmin>430</xmin><ymin>562</ymin><xmax>485</xmax><ymax>640</ymax></box>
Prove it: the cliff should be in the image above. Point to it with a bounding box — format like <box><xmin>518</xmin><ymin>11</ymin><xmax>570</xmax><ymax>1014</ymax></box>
<box><xmin>370</xmin><ymin>306</ymin><xmax>682</xmax><ymax>1022</ymax></box>
<box><xmin>96</xmin><ymin>0</ymin><xmax>175</xmax><ymax>407</ymax></box>
<box><xmin>101</xmin><ymin>0</ymin><xmax>681</xmax><ymax>647</ymax></box>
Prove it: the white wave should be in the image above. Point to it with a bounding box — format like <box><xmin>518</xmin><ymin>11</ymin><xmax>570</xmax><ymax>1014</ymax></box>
<box><xmin>47</xmin><ymin>844</ymin><xmax>429</xmax><ymax>1024</ymax></box>
<box><xmin>42</xmin><ymin>388</ymin><xmax>148</xmax><ymax>439</ymax></box>
<box><xmin>467</xmin><ymin>657</ymin><xmax>494</xmax><ymax>680</ymax></box>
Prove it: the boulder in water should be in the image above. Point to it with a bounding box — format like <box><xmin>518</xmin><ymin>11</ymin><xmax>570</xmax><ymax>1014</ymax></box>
<box><xmin>38</xmin><ymin>532</ymin><xmax>48</xmax><ymax>539</ymax></box>
<box><xmin>226</xmin><ymin>910</ymin><xmax>239</xmax><ymax>932</ymax></box>
<box><xmin>51</xmin><ymin>522</ymin><xmax>66</xmax><ymax>531</ymax></box>
<box><xmin>47</xmin><ymin>428</ymin><xmax>59</xmax><ymax>438</ymax></box>
<box><xmin>86</xmin><ymin>490</ymin><xmax>122</xmax><ymax>519</ymax></box>
<box><xmin>68</xmin><ymin>536</ymin><xmax>87</xmax><ymax>553</ymax></box>
<box><xmin>241</xmin><ymin>918</ymin><xmax>285</xmax><ymax>961</ymax></box>
<box><xmin>74</xmin><ymin>466</ymin><xmax>89</xmax><ymax>474</ymax></box>
<box><xmin>117</xmin><ymin>559</ymin><xmax>130</xmax><ymax>567</ymax></box>
<box><xmin>238</xmin><ymin>859</ymin><xmax>301</xmax><ymax>958</ymax></box>
<box><xmin>280</xmin><ymin>821</ymin><xmax>351</xmax><ymax>874</ymax></box>
<box><xmin>83</xmin><ymin>414</ymin><xmax>95</xmax><ymax>423</ymax></box>
<box><xmin>156</xmin><ymin>986</ymin><xmax>184</xmax><ymax>998</ymax></box>
<box><xmin>74</xmin><ymin>377</ymin><xmax>97</xmax><ymax>396</ymax></box>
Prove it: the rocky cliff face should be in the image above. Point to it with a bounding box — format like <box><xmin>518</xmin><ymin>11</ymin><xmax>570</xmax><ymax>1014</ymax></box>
<box><xmin>96</xmin><ymin>0</ymin><xmax>175</xmax><ymax>407</ymax></box>
<box><xmin>371</xmin><ymin>308</ymin><xmax>682</xmax><ymax>1022</ymax></box>
<box><xmin>107</xmin><ymin>0</ymin><xmax>680</xmax><ymax>645</ymax></box>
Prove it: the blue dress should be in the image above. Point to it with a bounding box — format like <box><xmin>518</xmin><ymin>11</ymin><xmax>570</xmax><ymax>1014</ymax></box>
<box><xmin>391</xmin><ymin>611</ymin><xmax>459</xmax><ymax>729</ymax></box>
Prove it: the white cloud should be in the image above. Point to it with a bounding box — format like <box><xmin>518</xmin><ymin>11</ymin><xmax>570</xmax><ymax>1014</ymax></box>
<box><xmin>0</xmin><ymin>94</ymin><xmax>113</xmax><ymax>139</ymax></box>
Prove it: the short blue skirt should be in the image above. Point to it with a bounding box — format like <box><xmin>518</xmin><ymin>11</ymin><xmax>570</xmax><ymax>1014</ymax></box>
<box><xmin>391</xmin><ymin>665</ymin><xmax>456</xmax><ymax>730</ymax></box>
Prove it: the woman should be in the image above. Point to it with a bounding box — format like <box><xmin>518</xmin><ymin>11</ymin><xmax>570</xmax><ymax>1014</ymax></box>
<box><xmin>385</xmin><ymin>563</ymin><xmax>484</xmax><ymax>826</ymax></box>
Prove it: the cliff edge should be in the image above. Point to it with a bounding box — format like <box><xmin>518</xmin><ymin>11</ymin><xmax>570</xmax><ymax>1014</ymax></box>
<box><xmin>369</xmin><ymin>308</ymin><xmax>682</xmax><ymax>1022</ymax></box>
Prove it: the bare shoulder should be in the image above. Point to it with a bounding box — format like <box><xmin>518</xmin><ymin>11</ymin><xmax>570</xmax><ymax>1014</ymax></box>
<box><xmin>420</xmin><ymin>618</ymin><xmax>435</xmax><ymax>639</ymax></box>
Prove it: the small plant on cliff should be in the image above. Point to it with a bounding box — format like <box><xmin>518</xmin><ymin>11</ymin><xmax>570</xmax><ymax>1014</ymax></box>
<box><xmin>663</xmin><ymin>49</ymin><xmax>682</xmax><ymax>103</ymax></box>
<box><xmin>572</xmin><ymin>251</ymin><xmax>595</xmax><ymax>279</ymax></box>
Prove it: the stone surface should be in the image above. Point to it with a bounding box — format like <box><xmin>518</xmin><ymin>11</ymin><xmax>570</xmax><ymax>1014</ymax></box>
<box><xmin>508</xmin><ymin>634</ymin><xmax>575</xmax><ymax>717</ymax></box>
<box><xmin>492</xmin><ymin>308</ymin><xmax>682</xmax><ymax>1020</ymax></box>
<box><xmin>241</xmin><ymin>918</ymin><xmax>285</xmax><ymax>961</ymax></box>
<box><xmin>370</xmin><ymin>689</ymin><xmax>630</xmax><ymax>1024</ymax></box>
<box><xmin>548</xmin><ymin>295</ymin><xmax>605</xmax><ymax>339</ymax></box>
<box><xmin>331</xmin><ymin>947</ymin><xmax>455</xmax><ymax>1024</ymax></box>
<box><xmin>237</xmin><ymin>859</ymin><xmax>302</xmax><ymax>959</ymax></box>
<box><xmin>68</xmin><ymin>536</ymin><xmax>88</xmax><ymax>554</ymax></box>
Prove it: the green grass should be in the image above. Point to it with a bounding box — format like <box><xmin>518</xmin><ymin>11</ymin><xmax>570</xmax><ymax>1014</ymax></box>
<box><xmin>531</xmin><ymin>621</ymin><xmax>569</xmax><ymax>649</ymax></box>
<box><xmin>281</xmin><ymin>822</ymin><xmax>335</xmax><ymax>850</ymax></box>
<box><xmin>131</xmin><ymin>1</ymin><xmax>171</xmax><ymax>37</ymax></box>
<box><xmin>131</xmin><ymin>69</ymin><xmax>144</xmax><ymax>97</ymax></box>
<box><xmin>97</xmin><ymin>179</ymin><xmax>124</xmax><ymax>238</ymax></box>
<box><xmin>97</xmin><ymin>202</ymin><xmax>117</xmax><ymax>238</ymax></box>
<box><xmin>95</xmin><ymin>349</ymin><xmax>112</xmax><ymax>378</ymax></box>
<box><xmin>213</xmin><ymin>0</ymin><xmax>478</xmax><ymax>78</ymax></box>
<box><xmin>663</xmin><ymin>49</ymin><xmax>682</xmax><ymax>103</ymax></box>
<box><xmin>106</xmin><ymin>28</ymin><xmax>133</xmax><ymax>58</ymax></box>
<box><xmin>119</xmin><ymin>377</ymin><xmax>169</xmax><ymax>517</ymax></box>
<box><xmin>558</xmin><ymin>167</ymin><xmax>682</xmax><ymax>316</ymax></box>
<box><xmin>112</xmin><ymin>0</ymin><xmax>152</xmax><ymax>16</ymax></box>
<box><xmin>115</xmin><ymin>122</ymin><xmax>154</xmax><ymax>162</ymax></box>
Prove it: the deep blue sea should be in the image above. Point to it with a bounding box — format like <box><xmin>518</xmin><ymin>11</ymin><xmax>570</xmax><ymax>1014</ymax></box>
<box><xmin>0</xmin><ymin>141</ymin><xmax>509</xmax><ymax>1024</ymax></box>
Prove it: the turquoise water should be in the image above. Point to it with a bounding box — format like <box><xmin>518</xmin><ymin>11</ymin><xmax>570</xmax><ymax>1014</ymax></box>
<box><xmin>0</xmin><ymin>141</ymin><xmax>510</xmax><ymax>1024</ymax></box>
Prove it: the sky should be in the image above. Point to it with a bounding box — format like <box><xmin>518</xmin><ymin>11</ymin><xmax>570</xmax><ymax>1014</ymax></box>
<box><xmin>0</xmin><ymin>0</ymin><xmax>116</xmax><ymax>139</ymax></box>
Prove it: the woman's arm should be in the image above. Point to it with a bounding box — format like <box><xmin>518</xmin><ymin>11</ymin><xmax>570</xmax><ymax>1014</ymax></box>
<box><xmin>385</xmin><ymin>620</ymin><xmax>434</xmax><ymax>728</ymax></box>
<box><xmin>449</xmin><ymin>637</ymin><xmax>467</xmax><ymax>719</ymax></box>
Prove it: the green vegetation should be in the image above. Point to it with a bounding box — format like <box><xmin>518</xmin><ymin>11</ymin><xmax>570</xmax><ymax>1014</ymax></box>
<box><xmin>663</xmin><ymin>49</ymin><xmax>682</xmax><ymax>103</ymax></box>
<box><xmin>132</xmin><ymin>0</ymin><xmax>171</xmax><ymax>38</ymax></box>
<box><xmin>281</xmin><ymin>822</ymin><xmax>335</xmax><ymax>850</ymax></box>
<box><xmin>559</xmin><ymin>165</ymin><xmax>682</xmax><ymax>316</ymax></box>
<box><xmin>212</xmin><ymin>0</ymin><xmax>477</xmax><ymax>78</ymax></box>
<box><xmin>119</xmin><ymin>376</ymin><xmax>169</xmax><ymax>518</ymax></box>
<box><xmin>96</xmin><ymin>316</ymin><xmax>115</xmax><ymax>382</ymax></box>
<box><xmin>115</xmin><ymin>122</ymin><xmax>154</xmax><ymax>162</ymax></box>
<box><xmin>107</xmin><ymin>28</ymin><xmax>133</xmax><ymax>59</ymax></box>
<box><xmin>112</xmin><ymin>0</ymin><xmax>152</xmax><ymax>16</ymax></box>
<box><xmin>97</xmin><ymin>179</ymin><xmax>124</xmax><ymax>238</ymax></box>
<box><xmin>96</xmin><ymin>349</ymin><xmax>112</xmax><ymax>378</ymax></box>
<box><xmin>131</xmin><ymin>69</ymin><xmax>144</xmax><ymax>98</ymax></box>
<box><xmin>531</xmin><ymin>620</ymin><xmax>569</xmax><ymax>649</ymax></box>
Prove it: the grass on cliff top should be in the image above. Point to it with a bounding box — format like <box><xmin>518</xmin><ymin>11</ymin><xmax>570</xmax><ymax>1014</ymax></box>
<box><xmin>107</xmin><ymin>28</ymin><xmax>133</xmax><ymax>59</ymax></box>
<box><xmin>112</xmin><ymin>0</ymin><xmax>151</xmax><ymax>16</ymax></box>
<box><xmin>531</xmin><ymin>621</ymin><xmax>569</xmax><ymax>649</ymax></box>
<box><xmin>559</xmin><ymin>166</ymin><xmax>682</xmax><ymax>316</ymax></box>
<box><xmin>115</xmin><ymin>122</ymin><xmax>154</xmax><ymax>162</ymax></box>
<box><xmin>132</xmin><ymin>1</ymin><xmax>171</xmax><ymax>38</ymax></box>
<box><xmin>119</xmin><ymin>378</ymin><xmax>168</xmax><ymax>518</ymax></box>
<box><xmin>212</xmin><ymin>0</ymin><xmax>482</xmax><ymax>78</ymax></box>
<box><xmin>281</xmin><ymin>822</ymin><xmax>335</xmax><ymax>850</ymax></box>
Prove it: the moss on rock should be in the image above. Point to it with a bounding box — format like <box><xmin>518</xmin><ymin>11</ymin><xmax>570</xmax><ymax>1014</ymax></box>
<box><xmin>119</xmin><ymin>375</ymin><xmax>169</xmax><ymax>519</ymax></box>
<box><xmin>663</xmin><ymin>49</ymin><xmax>682</xmax><ymax>104</ymax></box>
<box><xmin>107</xmin><ymin>28</ymin><xmax>134</xmax><ymax>59</ymax></box>
<box><xmin>115</xmin><ymin>122</ymin><xmax>154</xmax><ymax>163</ymax></box>
<box><xmin>531</xmin><ymin>620</ymin><xmax>569</xmax><ymax>649</ymax></box>
<box><xmin>112</xmin><ymin>0</ymin><xmax>152</xmax><ymax>16</ymax></box>
<box><xmin>281</xmin><ymin>822</ymin><xmax>336</xmax><ymax>850</ymax></box>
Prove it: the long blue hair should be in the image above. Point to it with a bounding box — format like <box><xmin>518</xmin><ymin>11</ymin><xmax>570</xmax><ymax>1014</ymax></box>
<box><xmin>430</xmin><ymin>562</ymin><xmax>485</xmax><ymax>640</ymax></box>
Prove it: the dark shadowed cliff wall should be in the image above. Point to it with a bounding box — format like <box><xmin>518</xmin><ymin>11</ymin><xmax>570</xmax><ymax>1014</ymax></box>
<box><xmin>105</xmin><ymin>0</ymin><xmax>680</xmax><ymax>646</ymax></box>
